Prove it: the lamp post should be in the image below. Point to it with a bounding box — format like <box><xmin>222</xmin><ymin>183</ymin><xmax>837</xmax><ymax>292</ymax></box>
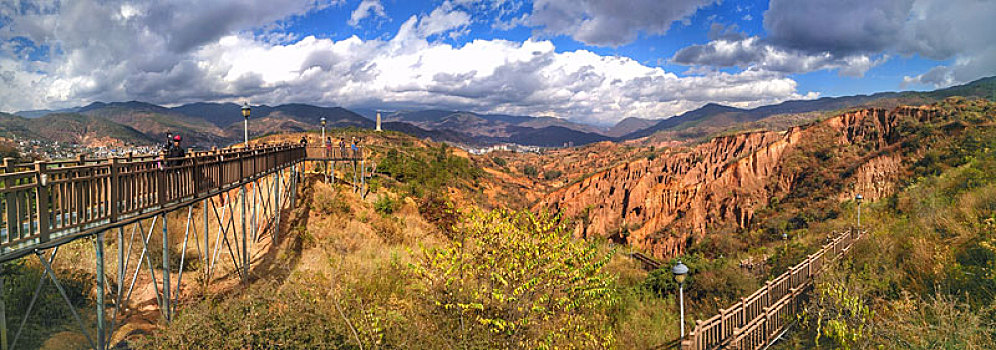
<box><xmin>241</xmin><ymin>102</ymin><xmax>251</xmax><ymax>147</ymax></box>
<box><xmin>855</xmin><ymin>194</ymin><xmax>863</xmax><ymax>231</ymax></box>
<box><xmin>321</xmin><ymin>117</ymin><xmax>327</xmax><ymax>142</ymax></box>
<box><xmin>672</xmin><ymin>260</ymin><xmax>689</xmax><ymax>338</ymax></box>
<box><xmin>321</xmin><ymin>117</ymin><xmax>328</xmax><ymax>183</ymax></box>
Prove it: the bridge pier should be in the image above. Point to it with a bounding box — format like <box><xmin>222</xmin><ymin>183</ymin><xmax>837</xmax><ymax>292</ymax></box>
<box><xmin>161</xmin><ymin>213</ymin><xmax>170</xmax><ymax>322</ymax></box>
<box><xmin>241</xmin><ymin>185</ymin><xmax>248</xmax><ymax>282</ymax></box>
<box><xmin>0</xmin><ymin>144</ymin><xmax>356</xmax><ymax>349</ymax></box>
<box><xmin>0</xmin><ymin>269</ymin><xmax>7</xmax><ymax>350</ymax></box>
<box><xmin>95</xmin><ymin>231</ymin><xmax>106</xmax><ymax>350</ymax></box>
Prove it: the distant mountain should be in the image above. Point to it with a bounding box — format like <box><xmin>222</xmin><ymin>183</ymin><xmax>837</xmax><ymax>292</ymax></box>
<box><xmin>381</xmin><ymin>122</ymin><xmax>479</xmax><ymax>145</ymax></box>
<box><xmin>621</xmin><ymin>76</ymin><xmax>996</xmax><ymax>141</ymax></box>
<box><xmin>384</xmin><ymin>109</ymin><xmax>603</xmax><ymax>139</ymax></box>
<box><xmin>169</xmin><ymin>102</ymin><xmax>269</xmax><ymax>127</ymax></box>
<box><xmin>0</xmin><ymin>112</ymin><xmax>154</xmax><ymax>146</ymax></box>
<box><xmin>516</xmin><ymin>116</ymin><xmax>606</xmax><ymax>135</ymax></box>
<box><xmin>606</xmin><ymin>117</ymin><xmax>657</xmax><ymax>137</ymax></box>
<box><xmin>227</xmin><ymin>104</ymin><xmax>373</xmax><ymax>138</ymax></box>
<box><xmin>15</xmin><ymin>107</ymin><xmax>81</xmax><ymax>118</ymax></box>
<box><xmin>80</xmin><ymin>101</ymin><xmax>229</xmax><ymax>147</ymax></box>
<box><xmin>350</xmin><ymin>108</ymin><xmax>380</xmax><ymax>120</ymax></box>
<box><xmin>622</xmin><ymin>103</ymin><xmax>747</xmax><ymax>139</ymax></box>
<box><xmin>9</xmin><ymin>76</ymin><xmax>990</xmax><ymax>150</ymax></box>
<box><xmin>172</xmin><ymin>102</ymin><xmax>371</xmax><ymax>130</ymax></box>
<box><xmin>266</xmin><ymin>104</ymin><xmax>372</xmax><ymax>128</ymax></box>
<box><xmin>503</xmin><ymin>126</ymin><xmax>611</xmax><ymax>147</ymax></box>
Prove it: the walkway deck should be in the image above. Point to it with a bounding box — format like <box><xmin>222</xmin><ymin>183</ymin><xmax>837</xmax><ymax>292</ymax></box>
<box><xmin>0</xmin><ymin>144</ymin><xmax>361</xmax><ymax>263</ymax></box>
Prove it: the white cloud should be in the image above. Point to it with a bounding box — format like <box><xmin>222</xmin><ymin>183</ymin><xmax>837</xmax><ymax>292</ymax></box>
<box><xmin>527</xmin><ymin>0</ymin><xmax>718</xmax><ymax>47</ymax></box>
<box><xmin>759</xmin><ymin>0</ymin><xmax>996</xmax><ymax>85</ymax></box>
<box><xmin>348</xmin><ymin>0</ymin><xmax>386</xmax><ymax>27</ymax></box>
<box><xmin>672</xmin><ymin>36</ymin><xmax>887</xmax><ymax>77</ymax></box>
<box><xmin>0</xmin><ymin>0</ymin><xmax>814</xmax><ymax>126</ymax></box>
<box><xmin>187</xmin><ymin>32</ymin><xmax>813</xmax><ymax>125</ymax></box>
<box><xmin>416</xmin><ymin>2</ymin><xmax>471</xmax><ymax>39</ymax></box>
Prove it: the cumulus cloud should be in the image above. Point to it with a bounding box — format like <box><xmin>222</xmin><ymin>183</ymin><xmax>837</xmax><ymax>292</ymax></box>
<box><xmin>673</xmin><ymin>36</ymin><xmax>887</xmax><ymax>77</ymax></box>
<box><xmin>348</xmin><ymin>0</ymin><xmax>386</xmax><ymax>27</ymax></box>
<box><xmin>763</xmin><ymin>0</ymin><xmax>914</xmax><ymax>56</ymax></box>
<box><xmin>0</xmin><ymin>0</ymin><xmax>336</xmax><ymax>109</ymax></box>
<box><xmin>0</xmin><ymin>0</ymin><xmax>814</xmax><ymax>125</ymax></box>
<box><xmin>189</xmin><ymin>32</ymin><xmax>814</xmax><ymax>125</ymax></box>
<box><xmin>672</xmin><ymin>0</ymin><xmax>996</xmax><ymax>85</ymax></box>
<box><xmin>527</xmin><ymin>0</ymin><xmax>718</xmax><ymax>47</ymax></box>
<box><xmin>415</xmin><ymin>1</ymin><xmax>471</xmax><ymax>39</ymax></box>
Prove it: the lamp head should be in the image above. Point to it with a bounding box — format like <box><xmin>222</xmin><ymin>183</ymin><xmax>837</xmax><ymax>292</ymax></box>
<box><xmin>855</xmin><ymin>193</ymin><xmax>863</xmax><ymax>203</ymax></box>
<box><xmin>672</xmin><ymin>260</ymin><xmax>688</xmax><ymax>284</ymax></box>
<box><xmin>782</xmin><ymin>232</ymin><xmax>788</xmax><ymax>240</ymax></box>
<box><xmin>241</xmin><ymin>102</ymin><xmax>250</xmax><ymax>119</ymax></box>
<box><xmin>321</xmin><ymin>117</ymin><xmax>326</xmax><ymax>126</ymax></box>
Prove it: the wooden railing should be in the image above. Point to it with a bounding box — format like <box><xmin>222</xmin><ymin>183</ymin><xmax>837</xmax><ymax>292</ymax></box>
<box><xmin>681</xmin><ymin>229</ymin><xmax>864</xmax><ymax>350</ymax></box>
<box><xmin>304</xmin><ymin>145</ymin><xmax>365</xmax><ymax>160</ymax></box>
<box><xmin>0</xmin><ymin>144</ymin><xmax>364</xmax><ymax>263</ymax></box>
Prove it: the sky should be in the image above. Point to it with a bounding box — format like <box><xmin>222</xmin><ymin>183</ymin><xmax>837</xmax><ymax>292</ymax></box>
<box><xmin>0</xmin><ymin>0</ymin><xmax>994</xmax><ymax>126</ymax></box>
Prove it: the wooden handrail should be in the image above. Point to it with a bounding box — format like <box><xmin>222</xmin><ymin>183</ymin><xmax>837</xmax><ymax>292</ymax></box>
<box><xmin>0</xmin><ymin>143</ymin><xmax>364</xmax><ymax>263</ymax></box>
<box><xmin>681</xmin><ymin>229</ymin><xmax>864</xmax><ymax>350</ymax></box>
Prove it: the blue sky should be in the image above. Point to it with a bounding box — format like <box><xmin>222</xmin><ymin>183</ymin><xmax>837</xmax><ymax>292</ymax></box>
<box><xmin>0</xmin><ymin>0</ymin><xmax>993</xmax><ymax>125</ymax></box>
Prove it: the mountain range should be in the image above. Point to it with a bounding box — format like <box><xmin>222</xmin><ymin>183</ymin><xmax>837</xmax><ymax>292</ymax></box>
<box><xmin>6</xmin><ymin>76</ymin><xmax>994</xmax><ymax>149</ymax></box>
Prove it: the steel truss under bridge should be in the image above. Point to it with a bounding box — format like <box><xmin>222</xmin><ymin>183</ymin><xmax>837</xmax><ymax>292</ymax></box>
<box><xmin>0</xmin><ymin>143</ymin><xmax>366</xmax><ymax>349</ymax></box>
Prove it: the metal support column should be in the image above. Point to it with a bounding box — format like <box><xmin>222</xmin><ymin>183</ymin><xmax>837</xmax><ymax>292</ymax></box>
<box><xmin>290</xmin><ymin>165</ymin><xmax>298</xmax><ymax>208</ymax></box>
<box><xmin>95</xmin><ymin>232</ymin><xmax>106</xmax><ymax>350</ymax></box>
<box><xmin>37</xmin><ymin>250</ymin><xmax>97</xmax><ymax>350</ymax></box>
<box><xmin>1</xmin><ymin>267</ymin><xmax>7</xmax><ymax>350</ymax></box>
<box><xmin>204</xmin><ymin>199</ymin><xmax>209</xmax><ymax>283</ymax></box>
<box><xmin>161</xmin><ymin>214</ymin><xmax>170</xmax><ymax>321</ymax></box>
<box><xmin>241</xmin><ymin>185</ymin><xmax>249</xmax><ymax>281</ymax></box>
<box><xmin>274</xmin><ymin>169</ymin><xmax>281</xmax><ymax>243</ymax></box>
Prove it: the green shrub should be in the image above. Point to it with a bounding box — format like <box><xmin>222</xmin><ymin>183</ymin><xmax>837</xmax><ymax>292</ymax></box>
<box><xmin>140</xmin><ymin>282</ymin><xmax>353</xmax><ymax>349</ymax></box>
<box><xmin>417</xmin><ymin>192</ymin><xmax>459</xmax><ymax>236</ymax></box>
<box><xmin>315</xmin><ymin>186</ymin><xmax>351</xmax><ymax>216</ymax></box>
<box><xmin>522</xmin><ymin>165</ymin><xmax>538</xmax><ymax>177</ymax></box>
<box><xmin>1</xmin><ymin>260</ymin><xmax>92</xmax><ymax>350</ymax></box>
<box><xmin>492</xmin><ymin>156</ymin><xmax>507</xmax><ymax>167</ymax></box>
<box><xmin>374</xmin><ymin>194</ymin><xmax>399</xmax><ymax>216</ymax></box>
<box><xmin>377</xmin><ymin>145</ymin><xmax>482</xmax><ymax>197</ymax></box>
<box><xmin>410</xmin><ymin>208</ymin><xmax>619</xmax><ymax>349</ymax></box>
<box><xmin>543</xmin><ymin>170</ymin><xmax>562</xmax><ymax>180</ymax></box>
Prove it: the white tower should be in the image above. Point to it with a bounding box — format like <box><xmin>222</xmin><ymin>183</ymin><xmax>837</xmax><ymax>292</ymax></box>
<box><xmin>375</xmin><ymin>111</ymin><xmax>382</xmax><ymax>132</ymax></box>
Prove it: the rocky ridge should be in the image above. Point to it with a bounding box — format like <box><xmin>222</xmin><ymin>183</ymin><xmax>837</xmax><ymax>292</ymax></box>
<box><xmin>538</xmin><ymin>105</ymin><xmax>947</xmax><ymax>259</ymax></box>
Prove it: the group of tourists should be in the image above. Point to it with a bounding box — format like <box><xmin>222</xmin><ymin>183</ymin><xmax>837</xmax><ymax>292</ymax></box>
<box><xmin>299</xmin><ymin>135</ymin><xmax>361</xmax><ymax>158</ymax></box>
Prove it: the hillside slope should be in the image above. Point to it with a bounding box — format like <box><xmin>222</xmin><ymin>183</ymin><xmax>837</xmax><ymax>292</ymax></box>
<box><xmin>0</xmin><ymin>112</ymin><xmax>154</xmax><ymax>146</ymax></box>
<box><xmin>540</xmin><ymin>98</ymin><xmax>996</xmax><ymax>259</ymax></box>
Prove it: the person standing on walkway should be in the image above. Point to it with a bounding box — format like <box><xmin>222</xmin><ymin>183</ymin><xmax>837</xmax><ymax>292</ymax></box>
<box><xmin>163</xmin><ymin>134</ymin><xmax>187</xmax><ymax>198</ymax></box>
<box><xmin>350</xmin><ymin>137</ymin><xmax>358</xmax><ymax>159</ymax></box>
<box><xmin>325</xmin><ymin>137</ymin><xmax>333</xmax><ymax>158</ymax></box>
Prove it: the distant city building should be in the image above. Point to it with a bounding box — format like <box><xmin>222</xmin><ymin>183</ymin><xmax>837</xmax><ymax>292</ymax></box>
<box><xmin>463</xmin><ymin>143</ymin><xmax>544</xmax><ymax>155</ymax></box>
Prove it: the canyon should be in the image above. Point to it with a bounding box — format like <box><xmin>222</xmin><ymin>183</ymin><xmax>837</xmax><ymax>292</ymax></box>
<box><xmin>538</xmin><ymin>104</ymin><xmax>952</xmax><ymax>259</ymax></box>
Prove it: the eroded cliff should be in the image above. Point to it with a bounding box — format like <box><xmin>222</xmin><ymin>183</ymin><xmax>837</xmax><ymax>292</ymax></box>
<box><xmin>539</xmin><ymin>105</ymin><xmax>948</xmax><ymax>259</ymax></box>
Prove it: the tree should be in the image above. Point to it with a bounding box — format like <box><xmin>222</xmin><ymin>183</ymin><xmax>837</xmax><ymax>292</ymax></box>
<box><xmin>410</xmin><ymin>209</ymin><xmax>619</xmax><ymax>349</ymax></box>
<box><xmin>522</xmin><ymin>165</ymin><xmax>538</xmax><ymax>177</ymax></box>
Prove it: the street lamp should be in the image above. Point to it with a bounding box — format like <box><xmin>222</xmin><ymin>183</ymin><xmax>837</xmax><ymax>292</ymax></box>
<box><xmin>672</xmin><ymin>260</ymin><xmax>689</xmax><ymax>338</ymax></box>
<box><xmin>321</xmin><ymin>117</ymin><xmax>327</xmax><ymax>142</ymax></box>
<box><xmin>855</xmin><ymin>194</ymin><xmax>863</xmax><ymax>230</ymax></box>
<box><xmin>782</xmin><ymin>232</ymin><xmax>788</xmax><ymax>251</ymax></box>
<box><xmin>241</xmin><ymin>102</ymin><xmax>251</xmax><ymax>147</ymax></box>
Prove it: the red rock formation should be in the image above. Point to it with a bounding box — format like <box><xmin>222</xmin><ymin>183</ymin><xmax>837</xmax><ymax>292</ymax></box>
<box><xmin>538</xmin><ymin>106</ymin><xmax>943</xmax><ymax>259</ymax></box>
